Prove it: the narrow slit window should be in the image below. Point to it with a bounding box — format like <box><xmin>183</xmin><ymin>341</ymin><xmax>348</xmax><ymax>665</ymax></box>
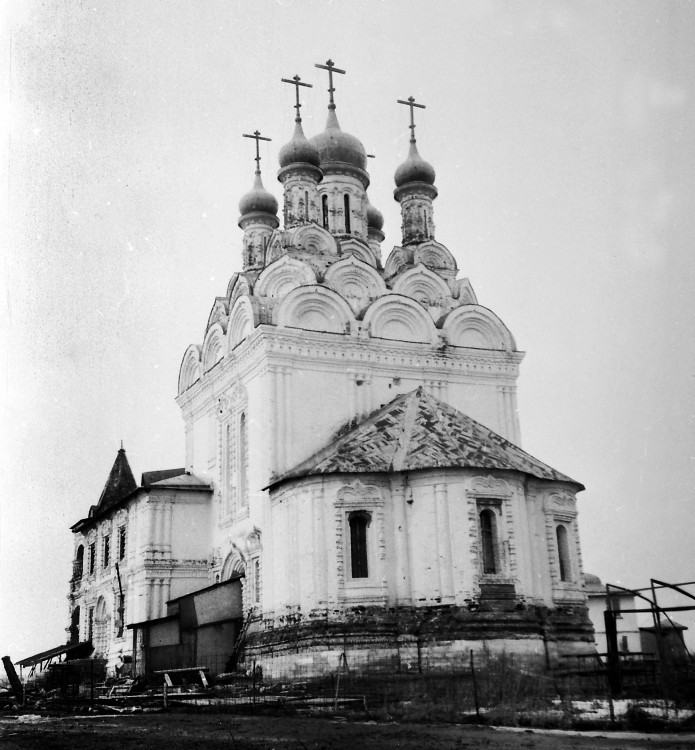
<box><xmin>88</xmin><ymin>543</ymin><xmax>96</xmax><ymax>575</ymax></box>
<box><xmin>103</xmin><ymin>535</ymin><xmax>110</xmax><ymax>568</ymax></box>
<box><xmin>480</xmin><ymin>509</ymin><xmax>498</xmax><ymax>574</ymax></box>
<box><xmin>344</xmin><ymin>194</ymin><xmax>351</xmax><ymax>233</ymax></box>
<box><xmin>349</xmin><ymin>511</ymin><xmax>370</xmax><ymax>578</ymax></box>
<box><xmin>304</xmin><ymin>190</ymin><xmax>309</xmax><ymax>221</ymax></box>
<box><xmin>556</xmin><ymin>524</ymin><xmax>571</xmax><ymax>582</ymax></box>
<box><xmin>322</xmin><ymin>195</ymin><xmax>329</xmax><ymax>229</ymax></box>
<box><xmin>118</xmin><ymin>526</ymin><xmax>126</xmax><ymax>561</ymax></box>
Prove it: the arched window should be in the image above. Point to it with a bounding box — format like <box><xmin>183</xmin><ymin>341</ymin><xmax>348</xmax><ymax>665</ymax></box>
<box><xmin>349</xmin><ymin>511</ymin><xmax>371</xmax><ymax>579</ymax></box>
<box><xmin>304</xmin><ymin>190</ymin><xmax>309</xmax><ymax>221</ymax></box>
<box><xmin>74</xmin><ymin>545</ymin><xmax>84</xmax><ymax>580</ymax></box>
<box><xmin>322</xmin><ymin>194</ymin><xmax>329</xmax><ymax>229</ymax></box>
<box><xmin>344</xmin><ymin>194</ymin><xmax>351</xmax><ymax>233</ymax></box>
<box><xmin>479</xmin><ymin>509</ymin><xmax>498</xmax><ymax>574</ymax></box>
<box><xmin>556</xmin><ymin>524</ymin><xmax>571</xmax><ymax>582</ymax></box>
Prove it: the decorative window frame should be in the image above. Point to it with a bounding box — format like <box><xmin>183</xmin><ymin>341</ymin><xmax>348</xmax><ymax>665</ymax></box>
<box><xmin>544</xmin><ymin>491</ymin><xmax>584</xmax><ymax>601</ymax></box>
<box><xmin>335</xmin><ymin>481</ymin><xmax>386</xmax><ymax>604</ymax></box>
<box><xmin>467</xmin><ymin>475</ymin><xmax>516</xmax><ymax>586</ymax></box>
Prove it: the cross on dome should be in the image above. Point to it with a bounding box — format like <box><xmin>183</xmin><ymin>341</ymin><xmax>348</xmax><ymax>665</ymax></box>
<box><xmin>315</xmin><ymin>59</ymin><xmax>345</xmax><ymax>110</ymax></box>
<box><xmin>397</xmin><ymin>96</ymin><xmax>426</xmax><ymax>144</ymax></box>
<box><xmin>281</xmin><ymin>75</ymin><xmax>312</xmax><ymax>123</ymax></box>
<box><xmin>242</xmin><ymin>129</ymin><xmax>272</xmax><ymax>174</ymax></box>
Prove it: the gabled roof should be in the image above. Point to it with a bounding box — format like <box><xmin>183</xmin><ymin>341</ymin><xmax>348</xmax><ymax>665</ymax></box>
<box><xmin>270</xmin><ymin>388</ymin><xmax>582</xmax><ymax>489</ymax></box>
<box><xmin>94</xmin><ymin>447</ymin><xmax>138</xmax><ymax>514</ymax></box>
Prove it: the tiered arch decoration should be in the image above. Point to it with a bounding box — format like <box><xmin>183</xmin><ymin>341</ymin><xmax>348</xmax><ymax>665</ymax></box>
<box><xmin>202</xmin><ymin>323</ymin><xmax>225</xmax><ymax>372</ymax></box>
<box><xmin>178</xmin><ymin>344</ymin><xmax>202</xmax><ymax>394</ymax></box>
<box><xmin>255</xmin><ymin>255</ymin><xmax>317</xmax><ymax>299</ymax></box>
<box><xmin>362</xmin><ymin>294</ymin><xmax>438</xmax><ymax>344</ymax></box>
<box><xmin>442</xmin><ymin>305</ymin><xmax>516</xmax><ymax>351</ymax></box>
<box><xmin>323</xmin><ymin>256</ymin><xmax>386</xmax><ymax>315</ymax></box>
<box><xmin>450</xmin><ymin>278</ymin><xmax>478</xmax><ymax>306</ymax></box>
<box><xmin>383</xmin><ymin>246</ymin><xmax>411</xmax><ymax>280</ymax></box>
<box><xmin>338</xmin><ymin>237</ymin><xmax>377</xmax><ymax>268</ymax></box>
<box><xmin>205</xmin><ymin>297</ymin><xmax>229</xmax><ymax>335</ymax></box>
<box><xmin>290</xmin><ymin>223</ymin><xmax>339</xmax><ymax>256</ymax></box>
<box><xmin>228</xmin><ymin>296</ymin><xmax>256</xmax><ymax>350</ymax></box>
<box><xmin>265</xmin><ymin>230</ymin><xmax>287</xmax><ymax>265</ymax></box>
<box><xmin>275</xmin><ymin>285</ymin><xmax>356</xmax><ymax>334</ymax></box>
<box><xmin>227</xmin><ymin>274</ymin><xmax>252</xmax><ymax>309</ymax></box>
<box><xmin>392</xmin><ymin>264</ymin><xmax>452</xmax><ymax>308</ymax></box>
<box><xmin>413</xmin><ymin>240</ymin><xmax>457</xmax><ymax>278</ymax></box>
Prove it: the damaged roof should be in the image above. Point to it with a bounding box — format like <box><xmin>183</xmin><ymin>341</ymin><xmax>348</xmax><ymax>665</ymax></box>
<box><xmin>270</xmin><ymin>387</ymin><xmax>582</xmax><ymax>489</ymax></box>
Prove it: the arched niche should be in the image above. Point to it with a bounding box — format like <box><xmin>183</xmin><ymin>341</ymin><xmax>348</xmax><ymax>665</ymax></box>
<box><xmin>275</xmin><ymin>285</ymin><xmax>355</xmax><ymax>335</ymax></box>
<box><xmin>178</xmin><ymin>345</ymin><xmax>202</xmax><ymax>394</ymax></box>
<box><xmin>413</xmin><ymin>240</ymin><xmax>457</xmax><ymax>278</ymax></box>
<box><xmin>383</xmin><ymin>245</ymin><xmax>412</xmax><ymax>280</ymax></box>
<box><xmin>205</xmin><ymin>297</ymin><xmax>229</xmax><ymax>334</ymax></box>
<box><xmin>442</xmin><ymin>305</ymin><xmax>516</xmax><ymax>351</ymax></box>
<box><xmin>362</xmin><ymin>294</ymin><xmax>438</xmax><ymax>344</ymax></box>
<box><xmin>338</xmin><ymin>237</ymin><xmax>377</xmax><ymax>268</ymax></box>
<box><xmin>323</xmin><ymin>256</ymin><xmax>386</xmax><ymax>315</ymax></box>
<box><xmin>202</xmin><ymin>323</ymin><xmax>225</xmax><ymax>372</ymax></box>
<box><xmin>221</xmin><ymin>547</ymin><xmax>246</xmax><ymax>580</ymax></box>
<box><xmin>392</xmin><ymin>263</ymin><xmax>452</xmax><ymax>307</ymax></box>
<box><xmin>289</xmin><ymin>223</ymin><xmax>339</xmax><ymax>256</ymax></box>
<box><xmin>227</xmin><ymin>274</ymin><xmax>252</xmax><ymax>309</ymax></box>
<box><xmin>255</xmin><ymin>255</ymin><xmax>317</xmax><ymax>299</ymax></box>
<box><xmin>228</xmin><ymin>296</ymin><xmax>256</xmax><ymax>351</ymax></box>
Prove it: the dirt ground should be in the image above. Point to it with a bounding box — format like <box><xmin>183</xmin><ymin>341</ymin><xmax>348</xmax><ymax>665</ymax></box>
<box><xmin>1</xmin><ymin>713</ymin><xmax>695</xmax><ymax>750</ymax></box>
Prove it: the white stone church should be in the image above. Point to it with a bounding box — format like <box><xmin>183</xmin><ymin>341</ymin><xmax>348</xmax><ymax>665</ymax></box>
<box><xmin>68</xmin><ymin>64</ymin><xmax>593</xmax><ymax>678</ymax></box>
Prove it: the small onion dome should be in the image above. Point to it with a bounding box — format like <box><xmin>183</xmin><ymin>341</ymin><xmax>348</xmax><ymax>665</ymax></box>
<box><xmin>394</xmin><ymin>140</ymin><xmax>436</xmax><ymax>188</ymax></box>
<box><xmin>310</xmin><ymin>108</ymin><xmax>367</xmax><ymax>170</ymax></box>
<box><xmin>366</xmin><ymin>200</ymin><xmax>384</xmax><ymax>232</ymax></box>
<box><xmin>238</xmin><ymin>172</ymin><xmax>278</xmax><ymax>217</ymax></box>
<box><xmin>278</xmin><ymin>121</ymin><xmax>320</xmax><ymax>169</ymax></box>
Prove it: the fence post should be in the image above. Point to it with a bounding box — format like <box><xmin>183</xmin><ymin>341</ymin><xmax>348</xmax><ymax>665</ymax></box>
<box><xmin>470</xmin><ymin>649</ymin><xmax>481</xmax><ymax>723</ymax></box>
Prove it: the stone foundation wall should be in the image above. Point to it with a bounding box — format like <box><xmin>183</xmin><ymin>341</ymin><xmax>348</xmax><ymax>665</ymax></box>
<box><xmin>242</xmin><ymin>603</ymin><xmax>595</xmax><ymax>679</ymax></box>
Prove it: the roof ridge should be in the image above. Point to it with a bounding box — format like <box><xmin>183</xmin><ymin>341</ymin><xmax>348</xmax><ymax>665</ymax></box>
<box><xmin>390</xmin><ymin>390</ymin><xmax>421</xmax><ymax>471</ymax></box>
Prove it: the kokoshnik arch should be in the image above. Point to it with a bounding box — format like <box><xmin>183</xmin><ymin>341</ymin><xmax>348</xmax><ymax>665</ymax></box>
<box><xmin>68</xmin><ymin>61</ymin><xmax>593</xmax><ymax>678</ymax></box>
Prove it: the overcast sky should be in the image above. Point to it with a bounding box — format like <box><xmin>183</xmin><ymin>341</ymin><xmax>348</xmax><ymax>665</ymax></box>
<box><xmin>2</xmin><ymin>0</ymin><xmax>694</xmax><ymax>660</ymax></box>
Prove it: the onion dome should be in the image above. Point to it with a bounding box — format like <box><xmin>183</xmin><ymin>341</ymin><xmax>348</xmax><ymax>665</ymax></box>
<box><xmin>278</xmin><ymin>121</ymin><xmax>320</xmax><ymax>168</ymax></box>
<box><xmin>394</xmin><ymin>140</ymin><xmax>436</xmax><ymax>188</ymax></box>
<box><xmin>310</xmin><ymin>108</ymin><xmax>367</xmax><ymax>170</ymax></box>
<box><xmin>238</xmin><ymin>172</ymin><xmax>278</xmax><ymax>217</ymax></box>
<box><xmin>366</xmin><ymin>200</ymin><xmax>384</xmax><ymax>232</ymax></box>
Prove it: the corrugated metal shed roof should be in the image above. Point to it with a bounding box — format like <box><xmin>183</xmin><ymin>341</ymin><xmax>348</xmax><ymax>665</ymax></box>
<box><xmin>270</xmin><ymin>387</ymin><xmax>582</xmax><ymax>489</ymax></box>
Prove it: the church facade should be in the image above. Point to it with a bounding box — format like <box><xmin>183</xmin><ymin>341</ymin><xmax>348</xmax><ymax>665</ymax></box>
<box><xmin>69</xmin><ymin>64</ymin><xmax>593</xmax><ymax>678</ymax></box>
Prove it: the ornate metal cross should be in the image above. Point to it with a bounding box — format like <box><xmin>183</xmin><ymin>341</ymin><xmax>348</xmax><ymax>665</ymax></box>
<box><xmin>242</xmin><ymin>130</ymin><xmax>272</xmax><ymax>171</ymax></box>
<box><xmin>315</xmin><ymin>59</ymin><xmax>345</xmax><ymax>107</ymax></box>
<box><xmin>397</xmin><ymin>96</ymin><xmax>426</xmax><ymax>141</ymax></box>
<box><xmin>281</xmin><ymin>75</ymin><xmax>313</xmax><ymax>121</ymax></box>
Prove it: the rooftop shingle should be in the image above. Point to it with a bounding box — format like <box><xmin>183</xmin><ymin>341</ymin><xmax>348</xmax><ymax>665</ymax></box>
<box><xmin>271</xmin><ymin>387</ymin><xmax>582</xmax><ymax>489</ymax></box>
